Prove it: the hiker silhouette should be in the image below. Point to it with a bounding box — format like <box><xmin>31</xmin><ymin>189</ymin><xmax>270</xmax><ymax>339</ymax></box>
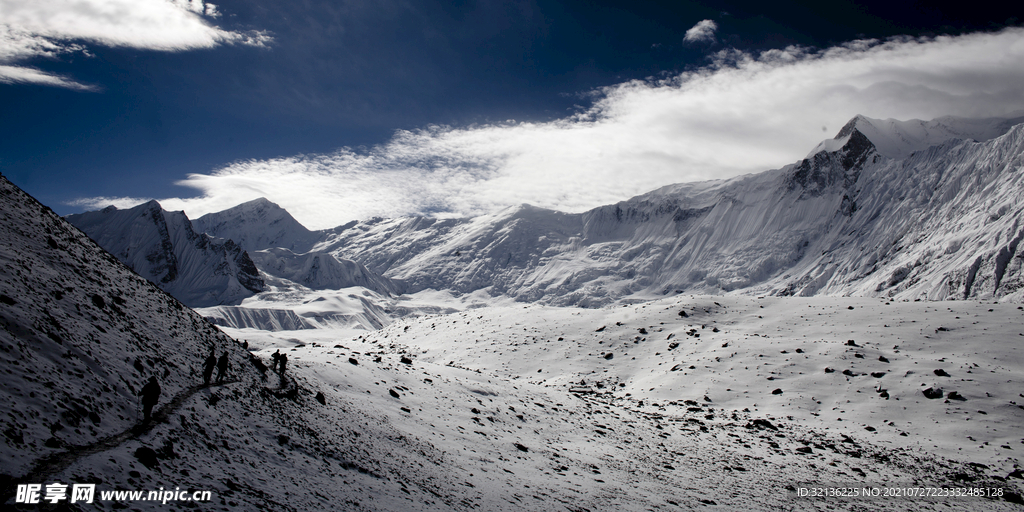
<box><xmin>139</xmin><ymin>376</ymin><xmax>160</xmax><ymax>425</ymax></box>
<box><xmin>271</xmin><ymin>349</ymin><xmax>281</xmax><ymax>372</ymax></box>
<box><xmin>202</xmin><ymin>349</ymin><xmax>217</xmax><ymax>385</ymax></box>
<box><xmin>216</xmin><ymin>352</ymin><xmax>229</xmax><ymax>383</ymax></box>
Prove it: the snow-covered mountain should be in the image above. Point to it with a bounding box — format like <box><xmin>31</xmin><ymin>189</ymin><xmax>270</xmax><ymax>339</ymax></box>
<box><xmin>192</xmin><ymin>197</ymin><xmax>401</xmax><ymax>295</ymax></box>
<box><xmin>67</xmin><ymin>201</ymin><xmax>264</xmax><ymax>307</ymax></box>
<box><xmin>192</xmin><ymin>197</ymin><xmax>321</xmax><ymax>254</ymax></box>
<box><xmin>68</xmin><ymin>114</ymin><xmax>1024</xmax><ymax>330</ymax></box>
<box><xmin>313</xmin><ymin>114</ymin><xmax>1024</xmax><ymax>305</ymax></box>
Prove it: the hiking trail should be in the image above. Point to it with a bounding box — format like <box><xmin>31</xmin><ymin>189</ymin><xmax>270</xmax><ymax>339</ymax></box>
<box><xmin>8</xmin><ymin>379</ymin><xmax>240</xmax><ymax>490</ymax></box>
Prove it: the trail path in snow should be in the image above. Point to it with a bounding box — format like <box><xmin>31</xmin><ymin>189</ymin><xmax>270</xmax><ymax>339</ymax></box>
<box><xmin>8</xmin><ymin>379</ymin><xmax>240</xmax><ymax>489</ymax></box>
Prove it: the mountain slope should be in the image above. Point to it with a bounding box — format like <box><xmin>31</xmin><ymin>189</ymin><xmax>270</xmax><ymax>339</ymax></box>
<box><xmin>251</xmin><ymin>247</ymin><xmax>399</xmax><ymax>295</ymax></box>
<box><xmin>0</xmin><ymin>173</ymin><xmax>254</xmax><ymax>479</ymax></box>
<box><xmin>67</xmin><ymin>202</ymin><xmax>264</xmax><ymax>307</ymax></box>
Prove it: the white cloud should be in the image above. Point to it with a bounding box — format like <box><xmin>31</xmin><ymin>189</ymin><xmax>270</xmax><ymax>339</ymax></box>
<box><xmin>0</xmin><ymin>0</ymin><xmax>270</xmax><ymax>89</ymax></box>
<box><xmin>684</xmin><ymin>19</ymin><xmax>717</xmax><ymax>44</ymax></box>
<box><xmin>66</xmin><ymin>196</ymin><xmax>154</xmax><ymax>210</ymax></box>
<box><xmin>73</xmin><ymin>27</ymin><xmax>1024</xmax><ymax>230</ymax></box>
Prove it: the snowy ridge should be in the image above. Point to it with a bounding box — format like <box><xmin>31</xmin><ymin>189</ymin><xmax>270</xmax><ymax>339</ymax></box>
<box><xmin>831</xmin><ymin>114</ymin><xmax>1024</xmax><ymax>160</ymax></box>
<box><xmin>67</xmin><ymin>202</ymin><xmax>264</xmax><ymax>307</ymax></box>
<box><xmin>313</xmin><ymin>115</ymin><xmax>1024</xmax><ymax>306</ymax></box>
<box><xmin>192</xmin><ymin>197</ymin><xmax>320</xmax><ymax>253</ymax></box>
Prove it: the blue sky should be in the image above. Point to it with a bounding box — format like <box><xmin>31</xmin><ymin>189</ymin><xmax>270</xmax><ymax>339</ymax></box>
<box><xmin>2</xmin><ymin>1</ymin><xmax>1022</xmax><ymax>228</ymax></box>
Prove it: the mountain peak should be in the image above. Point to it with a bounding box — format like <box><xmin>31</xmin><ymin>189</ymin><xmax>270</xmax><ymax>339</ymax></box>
<box><xmin>192</xmin><ymin>198</ymin><xmax>318</xmax><ymax>253</ymax></box>
<box><xmin>816</xmin><ymin>114</ymin><xmax>1024</xmax><ymax>160</ymax></box>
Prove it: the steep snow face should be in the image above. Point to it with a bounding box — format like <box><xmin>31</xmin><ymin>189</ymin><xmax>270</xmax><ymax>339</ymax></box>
<box><xmin>67</xmin><ymin>202</ymin><xmax>264</xmax><ymax>308</ymax></box>
<box><xmin>770</xmin><ymin>123</ymin><xmax>1024</xmax><ymax>301</ymax></box>
<box><xmin>0</xmin><ymin>174</ymin><xmax>253</xmax><ymax>478</ymax></box>
<box><xmin>251</xmin><ymin>247</ymin><xmax>399</xmax><ymax>295</ymax></box>
<box><xmin>192</xmin><ymin>197</ymin><xmax>320</xmax><ymax>253</ymax></box>
<box><xmin>318</xmin><ymin>116</ymin><xmax>1024</xmax><ymax>306</ymax></box>
<box><xmin>317</xmin><ymin>130</ymin><xmax>867</xmax><ymax>304</ymax></box>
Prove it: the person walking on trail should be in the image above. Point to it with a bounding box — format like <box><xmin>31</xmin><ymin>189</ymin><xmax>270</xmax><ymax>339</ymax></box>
<box><xmin>271</xmin><ymin>350</ymin><xmax>281</xmax><ymax>373</ymax></box>
<box><xmin>202</xmin><ymin>348</ymin><xmax>217</xmax><ymax>385</ymax></box>
<box><xmin>278</xmin><ymin>352</ymin><xmax>287</xmax><ymax>376</ymax></box>
<box><xmin>139</xmin><ymin>376</ymin><xmax>160</xmax><ymax>425</ymax></box>
<box><xmin>216</xmin><ymin>352</ymin><xmax>229</xmax><ymax>383</ymax></box>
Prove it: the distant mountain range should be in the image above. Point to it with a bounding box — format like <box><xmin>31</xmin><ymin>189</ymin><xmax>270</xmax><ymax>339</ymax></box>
<box><xmin>68</xmin><ymin>114</ymin><xmax>1024</xmax><ymax>328</ymax></box>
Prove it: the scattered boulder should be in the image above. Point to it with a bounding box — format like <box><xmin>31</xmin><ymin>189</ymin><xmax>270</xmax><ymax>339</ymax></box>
<box><xmin>878</xmin><ymin>356</ymin><xmax>889</xmax><ymax>363</ymax></box>
<box><xmin>746</xmin><ymin>419</ymin><xmax>777</xmax><ymax>431</ymax></box>
<box><xmin>389</xmin><ymin>389</ymin><xmax>401</xmax><ymax>399</ymax></box>
<box><xmin>134</xmin><ymin>447</ymin><xmax>159</xmax><ymax>468</ymax></box>
<box><xmin>315</xmin><ymin>391</ymin><xmax>326</xmax><ymax>405</ymax></box>
<box><xmin>277</xmin><ymin>434</ymin><xmax>289</xmax><ymax>445</ymax></box>
<box><xmin>923</xmin><ymin>387</ymin><xmax>944</xmax><ymax>399</ymax></box>
<box><xmin>934</xmin><ymin>369</ymin><xmax>949</xmax><ymax>377</ymax></box>
<box><xmin>348</xmin><ymin>357</ymin><xmax>358</xmax><ymax>365</ymax></box>
<box><xmin>846</xmin><ymin>340</ymin><xmax>858</xmax><ymax>346</ymax></box>
<box><xmin>514</xmin><ymin>443</ymin><xmax>529</xmax><ymax>452</ymax></box>
<box><xmin>771</xmin><ymin>388</ymin><xmax>783</xmax><ymax>395</ymax></box>
<box><xmin>947</xmin><ymin>391</ymin><xmax>966</xmax><ymax>401</ymax></box>
<box><xmin>400</xmin><ymin>356</ymin><xmax>413</xmax><ymax>365</ymax></box>
<box><xmin>870</xmin><ymin>372</ymin><xmax>886</xmax><ymax>378</ymax></box>
<box><xmin>603</xmin><ymin>353</ymin><xmax>613</xmax><ymax>360</ymax></box>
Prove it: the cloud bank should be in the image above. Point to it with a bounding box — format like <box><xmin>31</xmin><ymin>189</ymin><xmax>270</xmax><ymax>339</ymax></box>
<box><xmin>76</xmin><ymin>27</ymin><xmax>1024</xmax><ymax>230</ymax></box>
<box><xmin>0</xmin><ymin>0</ymin><xmax>269</xmax><ymax>89</ymax></box>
